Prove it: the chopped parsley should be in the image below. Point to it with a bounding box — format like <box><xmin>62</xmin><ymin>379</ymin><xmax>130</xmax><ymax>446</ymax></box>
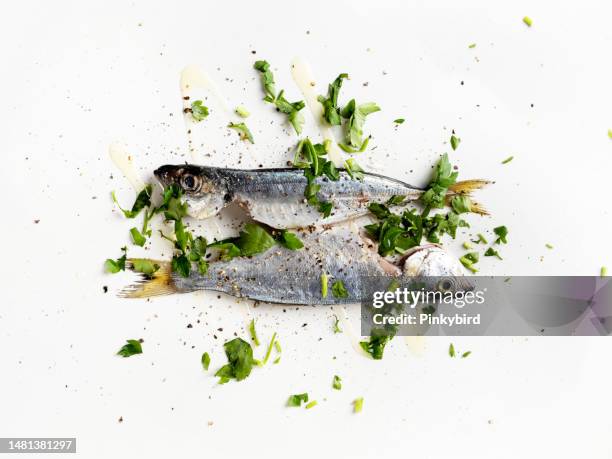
<box><xmin>201</xmin><ymin>352</ymin><xmax>211</xmax><ymax>371</ymax></box>
<box><xmin>321</xmin><ymin>273</ymin><xmax>329</xmax><ymax>298</ymax></box>
<box><xmin>450</xmin><ymin>134</ymin><xmax>461</xmax><ymax>151</ymax></box>
<box><xmin>112</xmin><ymin>185</ymin><xmax>152</xmax><ymax>219</ymax></box>
<box><xmin>131</xmin><ymin>259</ymin><xmax>160</xmax><ymax>276</ymax></box>
<box><xmin>117</xmin><ymin>339</ymin><xmax>142</xmax><ymax>358</ymax></box>
<box><xmin>287</xmin><ymin>393</ymin><xmax>309</xmax><ymax>407</ymax></box>
<box><xmin>332</xmin><ymin>314</ymin><xmax>342</xmax><ymax>333</ymax></box>
<box><xmin>318</xmin><ymin>73</ymin><xmax>348</xmax><ymax>125</ymax></box>
<box><xmin>393</xmin><ymin>118</ymin><xmax>405</xmax><ymax>124</ymax></box>
<box><xmin>228</xmin><ymin>122</ymin><xmax>254</xmax><ymax>143</ymax></box>
<box><xmin>305</xmin><ymin>400</ymin><xmax>317</xmax><ymax>409</ymax></box>
<box><xmin>105</xmin><ymin>246</ymin><xmax>127</xmax><ymax>273</ymax></box>
<box><xmin>235</xmin><ymin>106</ymin><xmax>250</xmax><ymax>118</ymax></box>
<box><xmin>353</xmin><ymin>397</ymin><xmax>364</xmax><ymax>413</ymax></box>
<box><xmin>448</xmin><ymin>343</ymin><xmax>455</xmax><ymax>357</ymax></box>
<box><xmin>468</xmin><ymin>43</ymin><xmax>476</xmax><ymax>48</ymax></box>
<box><xmin>237</xmin><ymin>223</ymin><xmax>276</xmax><ymax>256</ymax></box>
<box><xmin>601</xmin><ymin>266</ymin><xmax>608</xmax><ymax>277</ymax></box>
<box><xmin>359</xmin><ymin>327</ymin><xmax>395</xmax><ymax>360</ymax></box>
<box><xmin>484</xmin><ymin>247</ymin><xmax>503</xmax><ymax>260</ymax></box>
<box><xmin>331</xmin><ymin>280</ymin><xmax>349</xmax><ymax>298</ymax></box>
<box><xmin>249</xmin><ymin>319</ymin><xmax>260</xmax><ymax>346</ymax></box>
<box><xmin>339</xmin><ymin>100</ymin><xmax>381</xmax><ymax>151</ymax></box>
<box><xmin>461</xmin><ymin>351</ymin><xmax>472</xmax><ymax>358</ymax></box>
<box><xmin>473</xmin><ymin>233</ymin><xmax>488</xmax><ymax>244</ymax></box>
<box><xmin>277</xmin><ymin>230</ymin><xmax>304</xmax><ymax>250</ymax></box>
<box><xmin>523</xmin><ymin>16</ymin><xmax>533</xmax><ymax>27</ymax></box>
<box><xmin>460</xmin><ymin>252</ymin><xmax>479</xmax><ymax>273</ymax></box>
<box><xmin>254</xmin><ymin>60</ymin><xmax>305</xmax><ymax>134</ymax></box>
<box><xmin>332</xmin><ymin>375</ymin><xmax>342</xmax><ymax>390</ymax></box>
<box><xmin>545</xmin><ymin>243</ymin><xmax>553</xmax><ymax>249</ymax></box>
<box><xmin>463</xmin><ymin>241</ymin><xmax>473</xmax><ymax>250</ymax></box>
<box><xmin>501</xmin><ymin>156</ymin><xmax>514</xmax><ymax>164</ymax></box>
<box><xmin>262</xmin><ymin>332</ymin><xmax>277</xmax><ymax>365</ymax></box>
<box><xmin>190</xmin><ymin>100</ymin><xmax>209</xmax><ymax>122</ymax></box>
<box><xmin>344</xmin><ymin>158</ymin><xmax>365</xmax><ymax>181</ymax></box>
<box><xmin>215</xmin><ymin>338</ymin><xmax>255</xmax><ymax>383</ymax></box>
<box><xmin>608</xmin><ymin>129</ymin><xmax>612</xmax><ymax>139</ymax></box>
<box><xmin>293</xmin><ymin>138</ymin><xmax>337</xmax><ymax>216</ymax></box>
<box><xmin>450</xmin><ymin>195</ymin><xmax>472</xmax><ymax>214</ymax></box>
<box><xmin>493</xmin><ymin>226</ymin><xmax>508</xmax><ymax>244</ymax></box>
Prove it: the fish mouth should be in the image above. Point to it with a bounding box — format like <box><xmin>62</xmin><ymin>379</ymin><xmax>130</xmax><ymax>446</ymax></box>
<box><xmin>153</xmin><ymin>165</ymin><xmax>176</xmax><ymax>187</ymax></box>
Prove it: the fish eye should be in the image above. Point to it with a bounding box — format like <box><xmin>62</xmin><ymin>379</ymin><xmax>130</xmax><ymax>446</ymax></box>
<box><xmin>437</xmin><ymin>278</ymin><xmax>454</xmax><ymax>292</ymax></box>
<box><xmin>180</xmin><ymin>173</ymin><xmax>199</xmax><ymax>192</ymax></box>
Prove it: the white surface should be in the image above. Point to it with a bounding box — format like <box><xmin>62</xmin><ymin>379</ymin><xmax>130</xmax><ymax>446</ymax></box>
<box><xmin>1</xmin><ymin>1</ymin><xmax>612</xmax><ymax>457</ymax></box>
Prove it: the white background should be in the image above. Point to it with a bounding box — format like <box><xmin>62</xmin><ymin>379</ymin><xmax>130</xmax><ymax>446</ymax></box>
<box><xmin>1</xmin><ymin>0</ymin><xmax>611</xmax><ymax>457</ymax></box>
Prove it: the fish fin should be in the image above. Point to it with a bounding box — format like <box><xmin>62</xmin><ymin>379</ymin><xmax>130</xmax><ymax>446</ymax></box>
<box><xmin>448</xmin><ymin>179</ymin><xmax>491</xmax><ymax>194</ymax></box>
<box><xmin>468</xmin><ymin>200</ymin><xmax>489</xmax><ymax>216</ymax></box>
<box><xmin>119</xmin><ymin>260</ymin><xmax>177</xmax><ymax>298</ymax></box>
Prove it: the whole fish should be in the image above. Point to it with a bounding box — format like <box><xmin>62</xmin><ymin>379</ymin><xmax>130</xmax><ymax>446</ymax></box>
<box><xmin>120</xmin><ymin>227</ymin><xmax>469</xmax><ymax>305</ymax></box>
<box><xmin>154</xmin><ymin>165</ymin><xmax>488</xmax><ymax>229</ymax></box>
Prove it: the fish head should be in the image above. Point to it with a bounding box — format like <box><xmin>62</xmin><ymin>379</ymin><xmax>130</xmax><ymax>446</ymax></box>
<box><xmin>154</xmin><ymin>165</ymin><xmax>228</xmax><ymax>219</ymax></box>
<box><xmin>400</xmin><ymin>244</ymin><xmax>474</xmax><ymax>293</ymax></box>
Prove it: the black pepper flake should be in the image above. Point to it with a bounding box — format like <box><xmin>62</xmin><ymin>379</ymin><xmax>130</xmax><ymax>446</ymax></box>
<box><xmin>103</xmin><ymin>286</ymin><xmax>108</xmax><ymax>293</ymax></box>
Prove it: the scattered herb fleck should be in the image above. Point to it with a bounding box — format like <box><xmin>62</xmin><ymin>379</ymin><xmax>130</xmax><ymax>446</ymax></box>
<box><xmin>353</xmin><ymin>397</ymin><xmax>364</xmax><ymax>413</ymax></box>
<box><xmin>287</xmin><ymin>393</ymin><xmax>309</xmax><ymax>407</ymax></box>
<box><xmin>484</xmin><ymin>247</ymin><xmax>503</xmax><ymax>260</ymax></box>
<box><xmin>105</xmin><ymin>246</ymin><xmax>127</xmax><ymax>273</ymax></box>
<box><xmin>523</xmin><ymin>16</ymin><xmax>533</xmax><ymax>27</ymax></box>
<box><xmin>450</xmin><ymin>134</ymin><xmax>461</xmax><ymax>151</ymax></box>
<box><xmin>228</xmin><ymin>122</ymin><xmax>254</xmax><ymax>143</ymax></box>
<box><xmin>190</xmin><ymin>100</ymin><xmax>209</xmax><ymax>122</ymax></box>
<box><xmin>201</xmin><ymin>352</ymin><xmax>211</xmax><ymax>371</ymax></box>
<box><xmin>332</xmin><ymin>375</ymin><xmax>342</xmax><ymax>390</ymax></box>
<box><xmin>501</xmin><ymin>156</ymin><xmax>514</xmax><ymax>164</ymax></box>
<box><xmin>448</xmin><ymin>343</ymin><xmax>456</xmax><ymax>357</ymax></box>
<box><xmin>331</xmin><ymin>280</ymin><xmax>349</xmax><ymax>298</ymax></box>
<box><xmin>117</xmin><ymin>339</ymin><xmax>142</xmax><ymax>358</ymax></box>
<box><xmin>249</xmin><ymin>319</ymin><xmax>260</xmax><ymax>346</ymax></box>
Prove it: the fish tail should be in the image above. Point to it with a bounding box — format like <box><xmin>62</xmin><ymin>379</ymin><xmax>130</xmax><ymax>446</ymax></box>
<box><xmin>448</xmin><ymin>179</ymin><xmax>491</xmax><ymax>194</ymax></box>
<box><xmin>119</xmin><ymin>260</ymin><xmax>178</xmax><ymax>298</ymax></box>
<box><xmin>445</xmin><ymin>179</ymin><xmax>491</xmax><ymax>216</ymax></box>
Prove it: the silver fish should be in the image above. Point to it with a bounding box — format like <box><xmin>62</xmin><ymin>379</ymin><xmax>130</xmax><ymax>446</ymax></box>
<box><xmin>121</xmin><ymin>227</ymin><xmax>469</xmax><ymax>305</ymax></box>
<box><xmin>154</xmin><ymin>165</ymin><xmax>488</xmax><ymax>229</ymax></box>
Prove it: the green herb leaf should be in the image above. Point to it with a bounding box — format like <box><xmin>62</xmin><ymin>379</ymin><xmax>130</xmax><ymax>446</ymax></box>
<box><xmin>450</xmin><ymin>195</ymin><xmax>472</xmax><ymax>214</ymax></box>
<box><xmin>420</xmin><ymin>153</ymin><xmax>458</xmax><ymax>210</ymax></box>
<box><xmin>287</xmin><ymin>393</ymin><xmax>309</xmax><ymax>407</ymax></box>
<box><xmin>214</xmin><ymin>338</ymin><xmax>255</xmax><ymax>382</ymax></box>
<box><xmin>332</xmin><ymin>375</ymin><xmax>342</xmax><ymax>390</ymax></box>
<box><xmin>353</xmin><ymin>397</ymin><xmax>364</xmax><ymax>413</ymax></box>
<box><xmin>449</xmin><ymin>343</ymin><xmax>455</xmax><ymax>357</ymax></box>
<box><xmin>460</xmin><ymin>252</ymin><xmax>479</xmax><ymax>273</ymax></box>
<box><xmin>117</xmin><ymin>339</ymin><xmax>142</xmax><ymax>358</ymax></box>
<box><xmin>130</xmin><ymin>227</ymin><xmax>146</xmax><ymax>246</ymax></box>
<box><xmin>333</xmin><ymin>314</ymin><xmax>342</xmax><ymax>333</ymax></box>
<box><xmin>450</xmin><ymin>134</ymin><xmax>461</xmax><ymax>151</ymax></box>
<box><xmin>238</xmin><ymin>223</ymin><xmax>276</xmax><ymax>257</ymax></box>
<box><xmin>131</xmin><ymin>259</ymin><xmax>160</xmax><ymax>276</ymax></box>
<box><xmin>228</xmin><ymin>122</ymin><xmax>254</xmax><ymax>144</ymax></box>
<box><xmin>344</xmin><ymin>158</ymin><xmax>364</xmax><ymax>181</ymax></box>
<box><xmin>318</xmin><ymin>73</ymin><xmax>348</xmax><ymax>126</ymax></box>
<box><xmin>305</xmin><ymin>400</ymin><xmax>317</xmax><ymax>409</ymax></box>
<box><xmin>278</xmin><ymin>231</ymin><xmax>304</xmax><ymax>250</ymax></box>
<box><xmin>493</xmin><ymin>226</ymin><xmax>509</xmax><ymax>244</ymax></box>
<box><xmin>484</xmin><ymin>247</ymin><xmax>503</xmax><ymax>260</ymax></box>
<box><xmin>249</xmin><ymin>319</ymin><xmax>260</xmax><ymax>347</ymax></box>
<box><xmin>190</xmin><ymin>100</ymin><xmax>209</xmax><ymax>122</ymax></box>
<box><xmin>342</xmin><ymin>100</ymin><xmax>380</xmax><ymax>149</ymax></box>
<box><xmin>393</xmin><ymin>118</ymin><xmax>405</xmax><ymax>124</ymax></box>
<box><xmin>201</xmin><ymin>352</ymin><xmax>211</xmax><ymax>371</ymax></box>
<box><xmin>253</xmin><ymin>60</ymin><xmax>276</xmax><ymax>100</ymax></box>
<box><xmin>262</xmin><ymin>332</ymin><xmax>277</xmax><ymax>365</ymax></box>
<box><xmin>501</xmin><ymin>156</ymin><xmax>514</xmax><ymax>164</ymax></box>
<box><xmin>105</xmin><ymin>246</ymin><xmax>127</xmax><ymax>273</ymax></box>
<box><xmin>461</xmin><ymin>351</ymin><xmax>471</xmax><ymax>358</ymax></box>
<box><xmin>359</xmin><ymin>327</ymin><xmax>395</xmax><ymax>360</ymax></box>
<box><xmin>171</xmin><ymin>254</ymin><xmax>191</xmax><ymax>277</ymax></box>
<box><xmin>112</xmin><ymin>185</ymin><xmax>152</xmax><ymax>219</ymax></box>
<box><xmin>235</xmin><ymin>106</ymin><xmax>250</xmax><ymax>118</ymax></box>
<box><xmin>331</xmin><ymin>280</ymin><xmax>349</xmax><ymax>298</ymax></box>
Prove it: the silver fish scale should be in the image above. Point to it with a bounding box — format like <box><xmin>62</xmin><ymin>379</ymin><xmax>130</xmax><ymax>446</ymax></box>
<box><xmin>171</xmin><ymin>228</ymin><xmax>394</xmax><ymax>305</ymax></box>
